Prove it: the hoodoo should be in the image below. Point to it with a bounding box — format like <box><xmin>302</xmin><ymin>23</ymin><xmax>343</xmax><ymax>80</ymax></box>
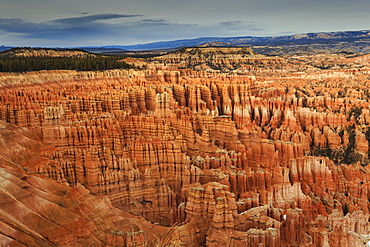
<box><xmin>1</xmin><ymin>47</ymin><xmax>370</xmax><ymax>246</ymax></box>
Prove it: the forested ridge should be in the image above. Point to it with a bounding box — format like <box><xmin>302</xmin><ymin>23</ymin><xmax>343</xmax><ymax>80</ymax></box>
<box><xmin>0</xmin><ymin>48</ymin><xmax>132</xmax><ymax>72</ymax></box>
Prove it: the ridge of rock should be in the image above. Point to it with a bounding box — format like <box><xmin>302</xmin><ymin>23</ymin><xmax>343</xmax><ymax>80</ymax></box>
<box><xmin>0</xmin><ymin>50</ymin><xmax>370</xmax><ymax>246</ymax></box>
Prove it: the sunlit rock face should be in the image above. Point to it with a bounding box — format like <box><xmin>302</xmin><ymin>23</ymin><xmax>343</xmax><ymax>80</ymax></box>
<box><xmin>1</xmin><ymin>48</ymin><xmax>370</xmax><ymax>246</ymax></box>
<box><xmin>149</xmin><ymin>46</ymin><xmax>285</xmax><ymax>72</ymax></box>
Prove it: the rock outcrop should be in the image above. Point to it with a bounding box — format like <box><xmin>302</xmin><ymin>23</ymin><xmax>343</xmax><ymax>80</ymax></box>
<box><xmin>1</xmin><ymin>48</ymin><xmax>370</xmax><ymax>246</ymax></box>
<box><xmin>149</xmin><ymin>47</ymin><xmax>285</xmax><ymax>72</ymax></box>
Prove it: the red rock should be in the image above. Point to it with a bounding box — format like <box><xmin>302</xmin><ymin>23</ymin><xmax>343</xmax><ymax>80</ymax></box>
<box><xmin>1</xmin><ymin>50</ymin><xmax>370</xmax><ymax>246</ymax></box>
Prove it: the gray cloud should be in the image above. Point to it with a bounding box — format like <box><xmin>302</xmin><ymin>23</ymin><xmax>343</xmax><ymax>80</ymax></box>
<box><xmin>0</xmin><ymin>14</ymin><xmax>268</xmax><ymax>46</ymax></box>
<box><xmin>0</xmin><ymin>13</ymin><xmax>143</xmax><ymax>35</ymax></box>
<box><xmin>0</xmin><ymin>18</ymin><xmax>48</xmax><ymax>33</ymax></box>
<box><xmin>0</xmin><ymin>14</ymin><xmax>200</xmax><ymax>45</ymax></box>
<box><xmin>216</xmin><ymin>20</ymin><xmax>265</xmax><ymax>33</ymax></box>
<box><xmin>0</xmin><ymin>13</ymin><xmax>142</xmax><ymax>36</ymax></box>
<box><xmin>219</xmin><ymin>21</ymin><xmax>242</xmax><ymax>26</ymax></box>
<box><xmin>51</xmin><ymin>13</ymin><xmax>142</xmax><ymax>25</ymax></box>
<box><xmin>249</xmin><ymin>28</ymin><xmax>264</xmax><ymax>32</ymax></box>
<box><xmin>138</xmin><ymin>19</ymin><xmax>170</xmax><ymax>25</ymax></box>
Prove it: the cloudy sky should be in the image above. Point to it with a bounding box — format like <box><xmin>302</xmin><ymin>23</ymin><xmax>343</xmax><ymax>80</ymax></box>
<box><xmin>0</xmin><ymin>0</ymin><xmax>369</xmax><ymax>47</ymax></box>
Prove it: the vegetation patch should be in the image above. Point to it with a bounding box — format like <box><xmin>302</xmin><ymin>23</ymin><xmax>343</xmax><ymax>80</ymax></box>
<box><xmin>0</xmin><ymin>48</ymin><xmax>132</xmax><ymax>72</ymax></box>
<box><xmin>312</xmin><ymin>125</ymin><xmax>369</xmax><ymax>166</ymax></box>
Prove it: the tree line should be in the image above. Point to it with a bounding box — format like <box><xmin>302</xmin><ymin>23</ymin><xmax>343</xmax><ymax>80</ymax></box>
<box><xmin>0</xmin><ymin>55</ymin><xmax>132</xmax><ymax>72</ymax></box>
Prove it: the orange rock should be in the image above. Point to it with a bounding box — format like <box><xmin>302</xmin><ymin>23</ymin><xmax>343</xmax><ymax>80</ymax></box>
<box><xmin>1</xmin><ymin>50</ymin><xmax>370</xmax><ymax>246</ymax></box>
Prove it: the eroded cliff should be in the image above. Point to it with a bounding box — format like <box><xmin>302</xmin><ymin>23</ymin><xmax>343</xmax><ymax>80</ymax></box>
<box><xmin>1</xmin><ymin>48</ymin><xmax>370</xmax><ymax>246</ymax></box>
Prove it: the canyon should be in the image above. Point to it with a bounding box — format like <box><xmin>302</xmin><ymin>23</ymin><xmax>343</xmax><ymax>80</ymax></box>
<box><xmin>1</xmin><ymin>47</ymin><xmax>370</xmax><ymax>246</ymax></box>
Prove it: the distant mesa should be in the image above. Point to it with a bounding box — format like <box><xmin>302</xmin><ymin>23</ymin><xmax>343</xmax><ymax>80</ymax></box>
<box><xmin>71</xmin><ymin>29</ymin><xmax>370</xmax><ymax>56</ymax></box>
<box><xmin>0</xmin><ymin>45</ymin><xmax>12</xmax><ymax>52</ymax></box>
<box><xmin>197</xmin><ymin>42</ymin><xmax>237</xmax><ymax>47</ymax></box>
<box><xmin>175</xmin><ymin>46</ymin><xmax>257</xmax><ymax>55</ymax></box>
<box><xmin>1</xmin><ymin>29</ymin><xmax>369</xmax><ymax>56</ymax></box>
<box><xmin>150</xmin><ymin>46</ymin><xmax>284</xmax><ymax>71</ymax></box>
<box><xmin>109</xmin><ymin>29</ymin><xmax>370</xmax><ymax>54</ymax></box>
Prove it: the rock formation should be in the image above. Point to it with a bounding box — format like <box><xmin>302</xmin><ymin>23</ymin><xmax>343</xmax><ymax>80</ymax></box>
<box><xmin>1</xmin><ymin>47</ymin><xmax>370</xmax><ymax>246</ymax></box>
<box><xmin>149</xmin><ymin>47</ymin><xmax>285</xmax><ymax>72</ymax></box>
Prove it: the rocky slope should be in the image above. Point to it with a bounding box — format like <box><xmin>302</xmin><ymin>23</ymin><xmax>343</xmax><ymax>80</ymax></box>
<box><xmin>0</xmin><ymin>120</ymin><xmax>189</xmax><ymax>247</ymax></box>
<box><xmin>1</xmin><ymin>47</ymin><xmax>370</xmax><ymax>246</ymax></box>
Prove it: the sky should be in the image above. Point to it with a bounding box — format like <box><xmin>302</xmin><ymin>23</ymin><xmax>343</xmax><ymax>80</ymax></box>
<box><xmin>0</xmin><ymin>0</ymin><xmax>369</xmax><ymax>47</ymax></box>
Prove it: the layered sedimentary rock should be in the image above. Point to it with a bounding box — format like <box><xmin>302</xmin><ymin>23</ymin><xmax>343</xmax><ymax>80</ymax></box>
<box><xmin>0</xmin><ymin>121</ymin><xmax>184</xmax><ymax>247</ymax></box>
<box><xmin>1</xmin><ymin>48</ymin><xmax>370</xmax><ymax>246</ymax></box>
<box><xmin>150</xmin><ymin>47</ymin><xmax>285</xmax><ymax>72</ymax></box>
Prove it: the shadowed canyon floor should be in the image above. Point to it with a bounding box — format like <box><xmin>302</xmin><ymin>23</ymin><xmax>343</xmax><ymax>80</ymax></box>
<box><xmin>1</xmin><ymin>47</ymin><xmax>370</xmax><ymax>246</ymax></box>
